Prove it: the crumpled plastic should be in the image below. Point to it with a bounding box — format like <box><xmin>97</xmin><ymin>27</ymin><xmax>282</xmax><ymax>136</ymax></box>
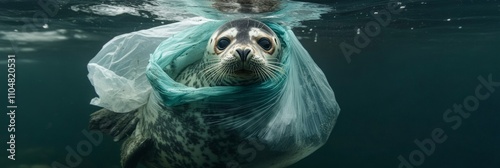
<box><xmin>88</xmin><ymin>17</ymin><xmax>211</xmax><ymax>112</ymax></box>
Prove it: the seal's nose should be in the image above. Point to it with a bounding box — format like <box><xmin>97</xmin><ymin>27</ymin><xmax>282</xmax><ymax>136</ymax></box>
<box><xmin>236</xmin><ymin>48</ymin><xmax>251</xmax><ymax>62</ymax></box>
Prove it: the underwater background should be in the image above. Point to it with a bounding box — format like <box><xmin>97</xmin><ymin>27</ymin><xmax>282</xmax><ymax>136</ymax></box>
<box><xmin>1</xmin><ymin>0</ymin><xmax>499</xmax><ymax>168</ymax></box>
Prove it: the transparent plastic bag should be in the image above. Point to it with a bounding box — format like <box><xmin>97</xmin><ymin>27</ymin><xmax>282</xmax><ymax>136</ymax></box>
<box><xmin>87</xmin><ymin>17</ymin><xmax>211</xmax><ymax>112</ymax></box>
<box><xmin>146</xmin><ymin>21</ymin><xmax>340</xmax><ymax>150</ymax></box>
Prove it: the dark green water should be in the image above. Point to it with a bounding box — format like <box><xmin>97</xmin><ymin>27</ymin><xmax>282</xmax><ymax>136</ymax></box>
<box><xmin>1</xmin><ymin>0</ymin><xmax>499</xmax><ymax>168</ymax></box>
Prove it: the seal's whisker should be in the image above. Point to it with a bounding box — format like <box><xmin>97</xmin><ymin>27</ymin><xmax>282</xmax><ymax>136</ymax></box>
<box><xmin>216</xmin><ymin>64</ymin><xmax>230</xmax><ymax>83</ymax></box>
<box><xmin>267</xmin><ymin>59</ymin><xmax>282</xmax><ymax>64</ymax></box>
<box><xmin>266</xmin><ymin>64</ymin><xmax>283</xmax><ymax>72</ymax></box>
<box><xmin>257</xmin><ymin>69</ymin><xmax>266</xmax><ymax>81</ymax></box>
<box><xmin>262</xmin><ymin>67</ymin><xmax>275</xmax><ymax>79</ymax></box>
<box><xmin>262</xmin><ymin>64</ymin><xmax>284</xmax><ymax>79</ymax></box>
<box><xmin>264</xmin><ymin>67</ymin><xmax>275</xmax><ymax>80</ymax></box>
<box><xmin>221</xmin><ymin>67</ymin><xmax>231</xmax><ymax>83</ymax></box>
<box><xmin>204</xmin><ymin>65</ymin><xmax>223</xmax><ymax>82</ymax></box>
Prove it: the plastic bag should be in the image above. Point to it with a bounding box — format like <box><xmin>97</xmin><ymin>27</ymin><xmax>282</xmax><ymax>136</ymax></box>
<box><xmin>146</xmin><ymin>20</ymin><xmax>340</xmax><ymax>150</ymax></box>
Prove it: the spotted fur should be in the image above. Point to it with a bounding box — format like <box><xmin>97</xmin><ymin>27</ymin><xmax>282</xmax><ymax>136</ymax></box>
<box><xmin>135</xmin><ymin>100</ymin><xmax>242</xmax><ymax>168</ymax></box>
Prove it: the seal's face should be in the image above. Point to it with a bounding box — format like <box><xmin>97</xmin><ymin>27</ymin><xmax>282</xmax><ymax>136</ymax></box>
<box><xmin>204</xmin><ymin>18</ymin><xmax>283</xmax><ymax>84</ymax></box>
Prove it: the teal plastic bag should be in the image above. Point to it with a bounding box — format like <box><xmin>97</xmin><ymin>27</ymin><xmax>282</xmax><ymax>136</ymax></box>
<box><xmin>146</xmin><ymin>20</ymin><xmax>339</xmax><ymax>150</ymax></box>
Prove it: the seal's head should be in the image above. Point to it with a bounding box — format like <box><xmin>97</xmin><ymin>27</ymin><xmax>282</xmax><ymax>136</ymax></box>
<box><xmin>203</xmin><ymin>18</ymin><xmax>283</xmax><ymax>84</ymax></box>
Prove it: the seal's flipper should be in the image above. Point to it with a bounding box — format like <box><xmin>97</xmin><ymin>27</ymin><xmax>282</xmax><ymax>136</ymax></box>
<box><xmin>121</xmin><ymin>136</ymin><xmax>152</xmax><ymax>168</ymax></box>
<box><xmin>89</xmin><ymin>109</ymin><xmax>139</xmax><ymax>141</ymax></box>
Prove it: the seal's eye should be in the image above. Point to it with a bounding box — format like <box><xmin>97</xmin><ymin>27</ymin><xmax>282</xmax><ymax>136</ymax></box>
<box><xmin>217</xmin><ymin>38</ymin><xmax>231</xmax><ymax>50</ymax></box>
<box><xmin>257</xmin><ymin>38</ymin><xmax>272</xmax><ymax>51</ymax></box>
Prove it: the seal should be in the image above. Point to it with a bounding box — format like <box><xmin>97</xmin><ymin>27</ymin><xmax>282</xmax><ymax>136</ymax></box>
<box><xmin>89</xmin><ymin>18</ymin><xmax>289</xmax><ymax>168</ymax></box>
